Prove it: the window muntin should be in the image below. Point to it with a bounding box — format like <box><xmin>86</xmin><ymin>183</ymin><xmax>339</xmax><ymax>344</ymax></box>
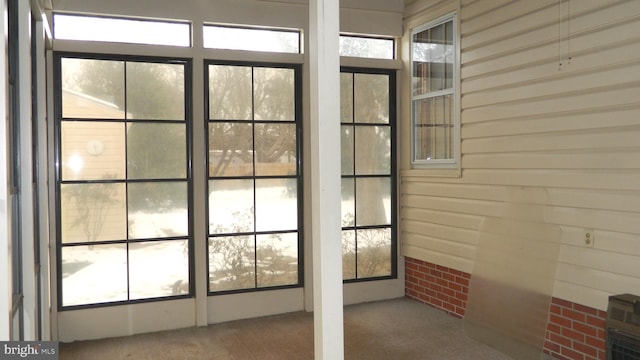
<box><xmin>340</xmin><ymin>69</ymin><xmax>396</xmax><ymax>281</ymax></box>
<box><xmin>411</xmin><ymin>15</ymin><xmax>457</xmax><ymax>165</ymax></box>
<box><xmin>339</xmin><ymin>35</ymin><xmax>395</xmax><ymax>59</ymax></box>
<box><xmin>203</xmin><ymin>25</ymin><xmax>300</xmax><ymax>53</ymax></box>
<box><xmin>56</xmin><ymin>55</ymin><xmax>192</xmax><ymax>308</ymax></box>
<box><xmin>53</xmin><ymin>14</ymin><xmax>191</xmax><ymax>47</ymax></box>
<box><xmin>206</xmin><ymin>62</ymin><xmax>302</xmax><ymax>294</ymax></box>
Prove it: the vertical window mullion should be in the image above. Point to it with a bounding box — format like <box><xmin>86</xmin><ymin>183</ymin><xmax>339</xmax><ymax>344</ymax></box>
<box><xmin>251</xmin><ymin>66</ymin><xmax>258</xmax><ymax>289</ymax></box>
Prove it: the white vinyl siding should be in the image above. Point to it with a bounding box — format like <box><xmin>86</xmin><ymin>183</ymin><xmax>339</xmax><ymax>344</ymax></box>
<box><xmin>400</xmin><ymin>0</ymin><xmax>640</xmax><ymax>311</ymax></box>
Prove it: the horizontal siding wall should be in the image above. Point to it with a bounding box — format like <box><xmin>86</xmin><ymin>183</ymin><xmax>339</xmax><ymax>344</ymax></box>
<box><xmin>401</xmin><ymin>0</ymin><xmax>640</xmax><ymax>311</ymax></box>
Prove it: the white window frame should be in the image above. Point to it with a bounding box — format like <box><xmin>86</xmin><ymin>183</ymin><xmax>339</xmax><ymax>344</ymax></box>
<box><xmin>410</xmin><ymin>13</ymin><xmax>459</xmax><ymax>169</ymax></box>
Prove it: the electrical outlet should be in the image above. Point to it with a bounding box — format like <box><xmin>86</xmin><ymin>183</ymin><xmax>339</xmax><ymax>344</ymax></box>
<box><xmin>584</xmin><ymin>229</ymin><xmax>594</xmax><ymax>248</ymax></box>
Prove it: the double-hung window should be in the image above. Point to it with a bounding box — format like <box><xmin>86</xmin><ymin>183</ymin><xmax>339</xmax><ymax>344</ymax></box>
<box><xmin>411</xmin><ymin>15</ymin><xmax>457</xmax><ymax>167</ymax></box>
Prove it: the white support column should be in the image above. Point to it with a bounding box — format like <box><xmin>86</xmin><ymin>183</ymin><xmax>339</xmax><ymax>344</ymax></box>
<box><xmin>309</xmin><ymin>0</ymin><xmax>344</xmax><ymax>359</ymax></box>
<box><xmin>18</xmin><ymin>0</ymin><xmax>36</xmax><ymax>340</ymax></box>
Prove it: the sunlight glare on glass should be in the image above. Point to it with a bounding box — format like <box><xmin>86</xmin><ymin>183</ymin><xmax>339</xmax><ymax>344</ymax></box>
<box><xmin>54</xmin><ymin>14</ymin><xmax>191</xmax><ymax>47</ymax></box>
<box><xmin>203</xmin><ymin>25</ymin><xmax>300</xmax><ymax>53</ymax></box>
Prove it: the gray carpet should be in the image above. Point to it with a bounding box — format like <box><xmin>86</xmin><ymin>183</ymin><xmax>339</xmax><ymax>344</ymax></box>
<box><xmin>60</xmin><ymin>297</ymin><xmax>516</xmax><ymax>359</ymax></box>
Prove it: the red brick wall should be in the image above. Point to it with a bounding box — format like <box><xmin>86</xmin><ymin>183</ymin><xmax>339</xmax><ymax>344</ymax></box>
<box><xmin>543</xmin><ymin>297</ymin><xmax>607</xmax><ymax>360</ymax></box>
<box><xmin>405</xmin><ymin>257</ymin><xmax>470</xmax><ymax>318</ymax></box>
<box><xmin>404</xmin><ymin>257</ymin><xmax>607</xmax><ymax>359</ymax></box>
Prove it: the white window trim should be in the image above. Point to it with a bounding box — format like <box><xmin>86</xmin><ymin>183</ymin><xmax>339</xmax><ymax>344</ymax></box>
<box><xmin>410</xmin><ymin>13</ymin><xmax>460</xmax><ymax>171</ymax></box>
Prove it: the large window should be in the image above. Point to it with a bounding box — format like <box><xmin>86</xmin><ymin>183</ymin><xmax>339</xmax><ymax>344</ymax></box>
<box><xmin>340</xmin><ymin>68</ymin><xmax>396</xmax><ymax>281</ymax></box>
<box><xmin>206</xmin><ymin>61</ymin><xmax>302</xmax><ymax>293</ymax></box>
<box><xmin>411</xmin><ymin>15</ymin><xmax>457</xmax><ymax>166</ymax></box>
<box><xmin>56</xmin><ymin>55</ymin><xmax>192</xmax><ymax>308</ymax></box>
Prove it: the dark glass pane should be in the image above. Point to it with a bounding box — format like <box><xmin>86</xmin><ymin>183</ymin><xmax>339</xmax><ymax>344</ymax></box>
<box><xmin>61</xmin><ymin>121</ymin><xmax>125</xmax><ymax>180</ymax></box>
<box><xmin>254</xmin><ymin>67</ymin><xmax>294</xmax><ymax>121</ymax></box>
<box><xmin>61</xmin><ymin>58</ymin><xmax>125</xmax><ymax>119</ymax></box>
<box><xmin>127</xmin><ymin>123</ymin><xmax>186</xmax><ymax>179</ymax></box>
<box><xmin>208</xmin><ymin>179</ymin><xmax>254</xmax><ymax>234</ymax></box>
<box><xmin>356</xmin><ymin>177</ymin><xmax>390</xmax><ymax>226</ymax></box>
<box><xmin>356</xmin><ymin>228</ymin><xmax>392</xmax><ymax>278</ymax></box>
<box><xmin>208</xmin><ymin>122</ymin><xmax>253</xmax><ymax>177</ymax></box>
<box><xmin>354</xmin><ymin>73</ymin><xmax>389</xmax><ymax>124</ymax></box>
<box><xmin>254</xmin><ymin>123</ymin><xmax>297</xmax><ymax>176</ymax></box>
<box><xmin>128</xmin><ymin>181</ymin><xmax>188</xmax><ymax>239</ymax></box>
<box><xmin>341</xmin><ymin>178</ymin><xmax>355</xmax><ymax>227</ymax></box>
<box><xmin>126</xmin><ymin>62</ymin><xmax>185</xmax><ymax>120</ymax></box>
<box><xmin>340</xmin><ymin>73</ymin><xmax>353</xmax><ymax>123</ymax></box>
<box><xmin>209</xmin><ymin>235</ymin><xmax>256</xmax><ymax>292</ymax></box>
<box><xmin>445</xmin><ymin>21</ymin><xmax>454</xmax><ymax>89</ymax></box>
<box><xmin>60</xmin><ymin>183</ymin><xmax>126</xmax><ymax>243</ymax></box>
<box><xmin>429</xmin><ymin>23</ymin><xmax>446</xmax><ymax>92</ymax></box>
<box><xmin>255</xmin><ymin>178</ymin><xmax>297</xmax><ymax>232</ymax></box>
<box><xmin>129</xmin><ymin>240</ymin><xmax>189</xmax><ymax>299</ymax></box>
<box><xmin>209</xmin><ymin>65</ymin><xmax>252</xmax><ymax>120</ymax></box>
<box><xmin>342</xmin><ymin>230</ymin><xmax>356</xmax><ymax>280</ymax></box>
<box><xmin>341</xmin><ymin>125</ymin><xmax>354</xmax><ymax>175</ymax></box>
<box><xmin>61</xmin><ymin>244</ymin><xmax>128</xmax><ymax>306</ymax></box>
<box><xmin>256</xmin><ymin>233</ymin><xmax>298</xmax><ymax>287</ymax></box>
<box><xmin>355</xmin><ymin>126</ymin><xmax>390</xmax><ymax>175</ymax></box>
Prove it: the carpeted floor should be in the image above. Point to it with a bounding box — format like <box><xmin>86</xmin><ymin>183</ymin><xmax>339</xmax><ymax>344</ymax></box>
<box><xmin>59</xmin><ymin>297</ymin><xmax>517</xmax><ymax>359</ymax></box>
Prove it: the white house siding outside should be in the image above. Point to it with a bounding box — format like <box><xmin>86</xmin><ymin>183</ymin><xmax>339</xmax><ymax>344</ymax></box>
<box><xmin>401</xmin><ymin>0</ymin><xmax>640</xmax><ymax>311</ymax></box>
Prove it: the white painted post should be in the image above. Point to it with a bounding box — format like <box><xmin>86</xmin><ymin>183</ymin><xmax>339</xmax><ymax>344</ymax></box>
<box><xmin>309</xmin><ymin>0</ymin><xmax>344</xmax><ymax>359</ymax></box>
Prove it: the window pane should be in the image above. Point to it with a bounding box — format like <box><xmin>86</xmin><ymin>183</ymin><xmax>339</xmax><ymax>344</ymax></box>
<box><xmin>60</xmin><ymin>183</ymin><xmax>126</xmax><ymax>243</ymax></box>
<box><xmin>209</xmin><ymin>65</ymin><xmax>252</xmax><ymax>120</ymax></box>
<box><xmin>209</xmin><ymin>179</ymin><xmax>254</xmax><ymax>234</ymax></box>
<box><xmin>355</xmin><ymin>126</ymin><xmax>391</xmax><ymax>175</ymax></box>
<box><xmin>342</xmin><ymin>230</ymin><xmax>356</xmax><ymax>280</ymax></box>
<box><xmin>61</xmin><ymin>122</ymin><xmax>125</xmax><ymax>180</ymax></box>
<box><xmin>413</xmin><ymin>95</ymin><xmax>453</xmax><ymax>161</ymax></box>
<box><xmin>255</xmin><ymin>179</ymin><xmax>297</xmax><ymax>232</ymax></box>
<box><xmin>445</xmin><ymin>21</ymin><xmax>454</xmax><ymax>89</ymax></box>
<box><xmin>61</xmin><ymin>58</ymin><xmax>124</xmax><ymax>119</ymax></box>
<box><xmin>356</xmin><ymin>178</ymin><xmax>390</xmax><ymax>226</ymax></box>
<box><xmin>256</xmin><ymin>233</ymin><xmax>298</xmax><ymax>287</ymax></box>
<box><xmin>208</xmin><ymin>123</ymin><xmax>253</xmax><ymax>177</ymax></box>
<box><xmin>128</xmin><ymin>182</ymin><xmax>188</xmax><ymax>239</ymax></box>
<box><xmin>61</xmin><ymin>244</ymin><xmax>128</xmax><ymax>306</ymax></box>
<box><xmin>129</xmin><ymin>240</ymin><xmax>189</xmax><ymax>299</ymax></box>
<box><xmin>209</xmin><ymin>235</ymin><xmax>256</xmax><ymax>292</ymax></box>
<box><xmin>339</xmin><ymin>36</ymin><xmax>394</xmax><ymax>59</ymax></box>
<box><xmin>356</xmin><ymin>228</ymin><xmax>392</xmax><ymax>278</ymax></box>
<box><xmin>340</xmin><ymin>73</ymin><xmax>353</xmax><ymax>123</ymax></box>
<box><xmin>126</xmin><ymin>62</ymin><xmax>185</xmax><ymax>120</ymax></box>
<box><xmin>354</xmin><ymin>73</ymin><xmax>389</xmax><ymax>124</ymax></box>
<box><xmin>204</xmin><ymin>25</ymin><xmax>300</xmax><ymax>53</ymax></box>
<box><xmin>127</xmin><ymin>123</ymin><xmax>186</xmax><ymax>179</ymax></box>
<box><xmin>254</xmin><ymin>123</ymin><xmax>297</xmax><ymax>176</ymax></box>
<box><xmin>341</xmin><ymin>178</ymin><xmax>355</xmax><ymax>227</ymax></box>
<box><xmin>54</xmin><ymin>14</ymin><xmax>190</xmax><ymax>47</ymax></box>
<box><xmin>254</xmin><ymin>67</ymin><xmax>295</xmax><ymax>121</ymax></box>
<box><xmin>341</xmin><ymin>126</ymin><xmax>354</xmax><ymax>175</ymax></box>
<box><xmin>412</xmin><ymin>20</ymin><xmax>454</xmax><ymax>96</ymax></box>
